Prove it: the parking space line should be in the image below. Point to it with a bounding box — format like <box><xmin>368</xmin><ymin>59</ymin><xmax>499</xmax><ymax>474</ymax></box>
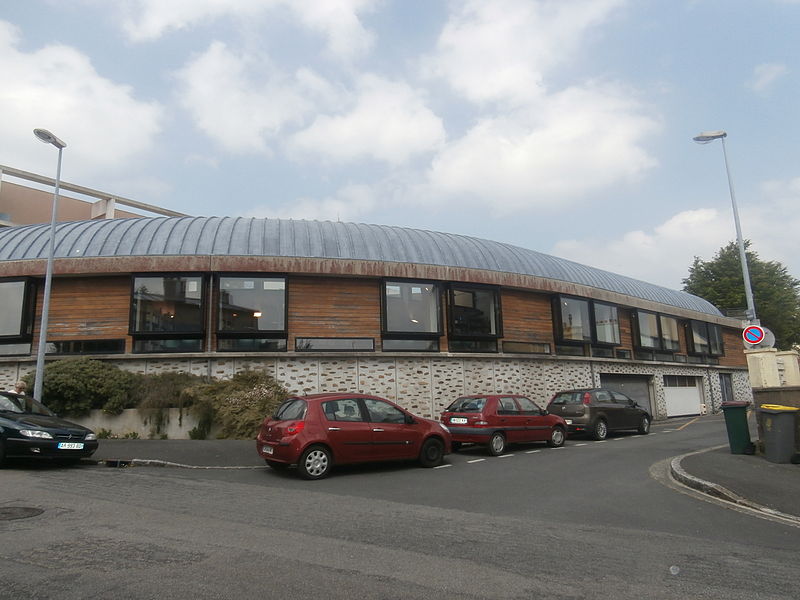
<box><xmin>434</xmin><ymin>464</ymin><xmax>452</xmax><ymax>469</ymax></box>
<box><xmin>553</xmin><ymin>446</ymin><xmax>566</xmax><ymax>449</ymax></box>
<box><xmin>613</xmin><ymin>437</ymin><xmax>626</xmax><ymax>441</ymax></box>
<box><xmin>595</xmin><ymin>440</ymin><xmax>607</xmax><ymax>443</ymax></box>
<box><xmin>677</xmin><ymin>417</ymin><xmax>700</xmax><ymax>431</ymax></box>
<box><xmin>574</xmin><ymin>443</ymin><xmax>588</xmax><ymax>447</ymax></box>
<box><xmin>467</xmin><ymin>458</ymin><xmax>486</xmax><ymax>463</ymax></box>
<box><xmin>525</xmin><ymin>450</ymin><xmax>541</xmax><ymax>454</ymax></box>
<box><xmin>498</xmin><ymin>454</ymin><xmax>514</xmax><ymax>458</ymax></box>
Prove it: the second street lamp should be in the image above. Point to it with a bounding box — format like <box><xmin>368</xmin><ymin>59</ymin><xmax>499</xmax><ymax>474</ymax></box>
<box><xmin>32</xmin><ymin>128</ymin><xmax>66</xmax><ymax>402</ymax></box>
<box><xmin>692</xmin><ymin>130</ymin><xmax>758</xmax><ymax>324</ymax></box>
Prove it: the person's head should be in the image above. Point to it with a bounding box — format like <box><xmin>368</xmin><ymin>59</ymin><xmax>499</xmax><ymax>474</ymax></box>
<box><xmin>13</xmin><ymin>380</ymin><xmax>26</xmax><ymax>394</ymax></box>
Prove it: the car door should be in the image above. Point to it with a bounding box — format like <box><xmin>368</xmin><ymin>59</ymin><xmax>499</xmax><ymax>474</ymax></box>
<box><xmin>611</xmin><ymin>391</ymin><xmax>641</xmax><ymax>429</ymax></box>
<box><xmin>363</xmin><ymin>398</ymin><xmax>422</xmax><ymax>460</ymax></box>
<box><xmin>594</xmin><ymin>389</ymin><xmax>621</xmax><ymax>429</ymax></box>
<box><xmin>497</xmin><ymin>396</ymin><xmax>525</xmax><ymax>443</ymax></box>
<box><xmin>320</xmin><ymin>398</ymin><xmax>373</xmax><ymax>463</ymax></box>
<box><xmin>515</xmin><ymin>396</ymin><xmax>548</xmax><ymax>442</ymax></box>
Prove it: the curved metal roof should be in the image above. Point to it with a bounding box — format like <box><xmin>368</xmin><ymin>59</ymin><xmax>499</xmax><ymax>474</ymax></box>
<box><xmin>0</xmin><ymin>216</ymin><xmax>721</xmax><ymax>316</ymax></box>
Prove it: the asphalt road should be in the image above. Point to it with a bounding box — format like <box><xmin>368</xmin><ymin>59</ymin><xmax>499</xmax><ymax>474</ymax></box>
<box><xmin>1</xmin><ymin>415</ymin><xmax>798</xmax><ymax>600</ymax></box>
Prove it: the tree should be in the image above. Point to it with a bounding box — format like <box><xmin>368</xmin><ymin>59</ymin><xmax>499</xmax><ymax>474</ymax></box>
<box><xmin>682</xmin><ymin>241</ymin><xmax>800</xmax><ymax>350</ymax></box>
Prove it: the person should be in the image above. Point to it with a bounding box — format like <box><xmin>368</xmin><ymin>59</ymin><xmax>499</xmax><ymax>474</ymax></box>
<box><xmin>7</xmin><ymin>380</ymin><xmax>26</xmax><ymax>395</ymax></box>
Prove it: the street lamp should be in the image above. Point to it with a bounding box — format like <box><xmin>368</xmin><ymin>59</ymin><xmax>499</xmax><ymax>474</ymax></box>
<box><xmin>32</xmin><ymin>128</ymin><xmax>66</xmax><ymax>401</ymax></box>
<box><xmin>692</xmin><ymin>130</ymin><xmax>758</xmax><ymax>323</ymax></box>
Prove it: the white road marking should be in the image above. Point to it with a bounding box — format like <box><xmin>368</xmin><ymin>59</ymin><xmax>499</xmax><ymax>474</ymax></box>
<box><xmin>525</xmin><ymin>450</ymin><xmax>541</xmax><ymax>454</ymax></box>
<box><xmin>574</xmin><ymin>443</ymin><xmax>588</xmax><ymax>447</ymax></box>
<box><xmin>434</xmin><ymin>464</ymin><xmax>452</xmax><ymax>469</ymax></box>
<box><xmin>498</xmin><ymin>454</ymin><xmax>514</xmax><ymax>458</ymax></box>
<box><xmin>467</xmin><ymin>459</ymin><xmax>486</xmax><ymax>464</ymax></box>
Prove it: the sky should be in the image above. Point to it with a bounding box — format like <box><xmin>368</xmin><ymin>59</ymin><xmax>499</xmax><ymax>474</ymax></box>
<box><xmin>1</xmin><ymin>0</ymin><xmax>799</xmax><ymax>292</ymax></box>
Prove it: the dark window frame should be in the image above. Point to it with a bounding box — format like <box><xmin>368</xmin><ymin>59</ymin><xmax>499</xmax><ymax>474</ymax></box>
<box><xmin>381</xmin><ymin>278</ymin><xmax>442</xmax><ymax>337</ymax></box>
<box><xmin>129</xmin><ymin>273</ymin><xmax>207</xmax><ymax>351</ymax></box>
<box><xmin>215</xmin><ymin>273</ymin><xmax>288</xmax><ymax>337</ymax></box>
<box><xmin>295</xmin><ymin>337</ymin><xmax>375</xmax><ymax>352</ymax></box>
<box><xmin>447</xmin><ymin>283</ymin><xmax>502</xmax><ymax>342</ymax></box>
<box><xmin>687</xmin><ymin>320</ymin><xmax>724</xmax><ymax>357</ymax></box>
<box><xmin>633</xmin><ymin>310</ymin><xmax>685</xmax><ymax>356</ymax></box>
<box><xmin>552</xmin><ymin>295</ymin><xmax>621</xmax><ymax>349</ymax></box>
<box><xmin>0</xmin><ymin>277</ymin><xmax>36</xmax><ymax>343</ymax></box>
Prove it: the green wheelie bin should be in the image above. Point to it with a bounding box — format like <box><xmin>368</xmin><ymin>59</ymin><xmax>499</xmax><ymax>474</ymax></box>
<box><xmin>720</xmin><ymin>401</ymin><xmax>755</xmax><ymax>455</ymax></box>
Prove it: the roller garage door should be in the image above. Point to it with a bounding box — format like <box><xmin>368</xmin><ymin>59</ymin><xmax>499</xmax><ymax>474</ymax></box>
<box><xmin>599</xmin><ymin>375</ymin><xmax>653</xmax><ymax>416</ymax></box>
<box><xmin>663</xmin><ymin>375</ymin><xmax>704</xmax><ymax>417</ymax></box>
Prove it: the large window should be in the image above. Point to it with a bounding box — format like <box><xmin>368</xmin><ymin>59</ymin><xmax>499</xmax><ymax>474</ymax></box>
<box><xmin>217</xmin><ymin>275</ymin><xmax>287</xmax><ymax>352</ymax></box>
<box><xmin>0</xmin><ymin>278</ymin><xmax>35</xmax><ymax>355</ymax></box>
<box><xmin>447</xmin><ymin>285</ymin><xmax>500</xmax><ymax>352</ymax></box>
<box><xmin>688</xmin><ymin>320</ymin><xmax>724</xmax><ymax>357</ymax></box>
<box><xmin>634</xmin><ymin>310</ymin><xmax>683</xmax><ymax>357</ymax></box>
<box><xmin>659</xmin><ymin>316</ymin><xmax>681</xmax><ymax>352</ymax></box>
<box><xmin>553</xmin><ymin>296</ymin><xmax>620</xmax><ymax>352</ymax></box>
<box><xmin>130</xmin><ymin>275</ymin><xmax>204</xmax><ymax>353</ymax></box>
<box><xmin>382</xmin><ymin>280</ymin><xmax>440</xmax><ymax>352</ymax></box>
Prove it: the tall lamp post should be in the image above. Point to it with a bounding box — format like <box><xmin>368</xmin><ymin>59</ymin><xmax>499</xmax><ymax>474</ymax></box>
<box><xmin>32</xmin><ymin>128</ymin><xmax>66</xmax><ymax>401</ymax></box>
<box><xmin>692</xmin><ymin>130</ymin><xmax>758</xmax><ymax>324</ymax></box>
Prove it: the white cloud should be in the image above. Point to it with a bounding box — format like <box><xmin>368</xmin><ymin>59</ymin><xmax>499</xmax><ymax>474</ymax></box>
<box><xmin>424</xmin><ymin>0</ymin><xmax>625</xmax><ymax>107</ymax></box>
<box><xmin>174</xmin><ymin>42</ymin><xmax>322</xmax><ymax>153</ymax></box>
<box><xmin>289</xmin><ymin>74</ymin><xmax>446</xmax><ymax>165</ymax></box>
<box><xmin>247</xmin><ymin>183</ymin><xmax>377</xmax><ymax>221</ymax></box>
<box><xmin>747</xmin><ymin>62</ymin><xmax>788</xmax><ymax>93</ymax></box>
<box><xmin>0</xmin><ymin>20</ymin><xmax>163</xmax><ymax>180</ymax></box>
<box><xmin>427</xmin><ymin>83</ymin><xmax>660</xmax><ymax>210</ymax></box>
<box><xmin>552</xmin><ymin>180</ymin><xmax>800</xmax><ymax>289</ymax></box>
<box><xmin>120</xmin><ymin>0</ymin><xmax>377</xmax><ymax>61</ymax></box>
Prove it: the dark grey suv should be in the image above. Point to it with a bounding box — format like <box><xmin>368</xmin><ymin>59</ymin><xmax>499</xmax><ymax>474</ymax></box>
<box><xmin>546</xmin><ymin>388</ymin><xmax>650</xmax><ymax>440</ymax></box>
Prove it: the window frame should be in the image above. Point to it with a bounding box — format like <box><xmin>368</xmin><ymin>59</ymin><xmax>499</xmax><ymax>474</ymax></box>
<box><xmin>215</xmin><ymin>273</ymin><xmax>288</xmax><ymax>352</ymax></box>
<box><xmin>447</xmin><ymin>283</ymin><xmax>502</xmax><ymax>343</ymax></box>
<box><xmin>633</xmin><ymin>310</ymin><xmax>685</xmax><ymax>356</ymax></box>
<box><xmin>552</xmin><ymin>295</ymin><xmax>621</xmax><ymax>349</ymax></box>
<box><xmin>687</xmin><ymin>320</ymin><xmax>724</xmax><ymax>357</ymax></box>
<box><xmin>380</xmin><ymin>279</ymin><xmax>442</xmax><ymax>352</ymax></box>
<box><xmin>0</xmin><ymin>277</ymin><xmax>36</xmax><ymax>343</ymax></box>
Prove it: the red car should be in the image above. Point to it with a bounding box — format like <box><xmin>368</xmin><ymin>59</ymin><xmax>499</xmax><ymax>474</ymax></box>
<box><xmin>256</xmin><ymin>393</ymin><xmax>452</xmax><ymax>479</ymax></box>
<box><xmin>440</xmin><ymin>394</ymin><xmax>567</xmax><ymax>455</ymax></box>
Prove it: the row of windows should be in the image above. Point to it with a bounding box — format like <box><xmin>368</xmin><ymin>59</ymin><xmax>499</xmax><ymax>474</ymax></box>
<box><xmin>0</xmin><ymin>276</ymin><xmax>725</xmax><ymax>359</ymax></box>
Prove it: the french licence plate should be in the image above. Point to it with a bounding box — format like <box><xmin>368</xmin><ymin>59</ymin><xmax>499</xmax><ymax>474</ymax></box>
<box><xmin>57</xmin><ymin>442</ymin><xmax>84</xmax><ymax>450</ymax></box>
<box><xmin>263</xmin><ymin>445</ymin><xmax>274</xmax><ymax>455</ymax></box>
<box><xmin>565</xmin><ymin>419</ymin><xmax>573</xmax><ymax>425</ymax></box>
<box><xmin>450</xmin><ymin>417</ymin><xmax>468</xmax><ymax>425</ymax></box>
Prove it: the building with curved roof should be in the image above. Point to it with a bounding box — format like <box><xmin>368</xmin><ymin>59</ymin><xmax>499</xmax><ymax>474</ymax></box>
<box><xmin>0</xmin><ymin>200</ymin><xmax>750</xmax><ymax>427</ymax></box>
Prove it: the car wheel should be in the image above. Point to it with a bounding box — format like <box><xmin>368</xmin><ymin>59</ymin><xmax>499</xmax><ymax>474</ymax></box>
<box><xmin>638</xmin><ymin>415</ymin><xmax>651</xmax><ymax>435</ymax></box>
<box><xmin>419</xmin><ymin>438</ymin><xmax>445</xmax><ymax>467</ymax></box>
<box><xmin>488</xmin><ymin>432</ymin><xmax>506</xmax><ymax>456</ymax></box>
<box><xmin>547</xmin><ymin>426</ymin><xmax>566</xmax><ymax>448</ymax></box>
<box><xmin>298</xmin><ymin>445</ymin><xmax>332</xmax><ymax>480</ymax></box>
<box><xmin>265</xmin><ymin>459</ymin><xmax>289</xmax><ymax>470</ymax></box>
<box><xmin>451</xmin><ymin>441</ymin><xmax>462</xmax><ymax>452</ymax></box>
<box><xmin>591</xmin><ymin>419</ymin><xmax>608</xmax><ymax>441</ymax></box>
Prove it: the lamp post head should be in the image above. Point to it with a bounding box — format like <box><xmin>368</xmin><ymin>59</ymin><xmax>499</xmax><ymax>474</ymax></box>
<box><xmin>693</xmin><ymin>130</ymin><xmax>727</xmax><ymax>144</ymax></box>
<box><xmin>33</xmin><ymin>128</ymin><xmax>66</xmax><ymax>149</ymax></box>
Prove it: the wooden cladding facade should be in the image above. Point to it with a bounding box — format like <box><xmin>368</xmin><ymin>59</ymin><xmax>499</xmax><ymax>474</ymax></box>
<box><xmin>26</xmin><ymin>273</ymin><xmax>746</xmax><ymax>368</ymax></box>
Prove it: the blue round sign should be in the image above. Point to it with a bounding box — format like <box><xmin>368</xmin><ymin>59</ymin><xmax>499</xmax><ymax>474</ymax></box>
<box><xmin>743</xmin><ymin>325</ymin><xmax>765</xmax><ymax>345</ymax></box>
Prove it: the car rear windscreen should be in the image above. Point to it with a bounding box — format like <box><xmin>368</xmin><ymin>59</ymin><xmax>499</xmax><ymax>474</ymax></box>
<box><xmin>446</xmin><ymin>397</ymin><xmax>487</xmax><ymax>412</ymax></box>
<box><xmin>274</xmin><ymin>398</ymin><xmax>307</xmax><ymax>420</ymax></box>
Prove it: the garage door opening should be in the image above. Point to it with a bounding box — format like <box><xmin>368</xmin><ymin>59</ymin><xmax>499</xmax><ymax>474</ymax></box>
<box><xmin>599</xmin><ymin>375</ymin><xmax>653</xmax><ymax>417</ymax></box>
<box><xmin>663</xmin><ymin>375</ymin><xmax>704</xmax><ymax>417</ymax></box>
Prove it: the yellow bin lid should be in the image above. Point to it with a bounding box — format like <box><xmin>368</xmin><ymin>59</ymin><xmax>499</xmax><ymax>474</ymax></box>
<box><xmin>760</xmin><ymin>404</ymin><xmax>800</xmax><ymax>411</ymax></box>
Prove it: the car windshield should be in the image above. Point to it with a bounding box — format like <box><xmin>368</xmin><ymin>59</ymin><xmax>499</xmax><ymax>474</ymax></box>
<box><xmin>446</xmin><ymin>397</ymin><xmax>487</xmax><ymax>412</ymax></box>
<box><xmin>0</xmin><ymin>394</ymin><xmax>56</xmax><ymax>416</ymax></box>
<box><xmin>274</xmin><ymin>398</ymin><xmax>307</xmax><ymax>421</ymax></box>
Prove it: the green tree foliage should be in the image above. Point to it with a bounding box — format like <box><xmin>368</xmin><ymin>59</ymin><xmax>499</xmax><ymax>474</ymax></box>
<box><xmin>683</xmin><ymin>241</ymin><xmax>800</xmax><ymax>350</ymax></box>
<box><xmin>25</xmin><ymin>358</ymin><xmax>141</xmax><ymax>415</ymax></box>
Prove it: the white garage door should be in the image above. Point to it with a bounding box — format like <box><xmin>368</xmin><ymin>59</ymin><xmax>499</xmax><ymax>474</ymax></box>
<box><xmin>663</xmin><ymin>375</ymin><xmax>704</xmax><ymax>417</ymax></box>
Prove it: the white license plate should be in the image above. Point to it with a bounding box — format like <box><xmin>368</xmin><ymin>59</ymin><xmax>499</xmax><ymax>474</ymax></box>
<box><xmin>57</xmin><ymin>442</ymin><xmax>84</xmax><ymax>450</ymax></box>
<box><xmin>565</xmin><ymin>419</ymin><xmax>573</xmax><ymax>425</ymax></box>
<box><xmin>450</xmin><ymin>417</ymin><xmax>468</xmax><ymax>425</ymax></box>
<box><xmin>262</xmin><ymin>445</ymin><xmax>273</xmax><ymax>455</ymax></box>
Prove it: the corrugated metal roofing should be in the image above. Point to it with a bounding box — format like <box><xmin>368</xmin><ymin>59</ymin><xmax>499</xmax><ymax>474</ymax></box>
<box><xmin>0</xmin><ymin>217</ymin><xmax>722</xmax><ymax>316</ymax></box>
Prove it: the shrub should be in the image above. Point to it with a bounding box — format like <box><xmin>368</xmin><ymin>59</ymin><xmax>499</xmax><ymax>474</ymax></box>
<box><xmin>136</xmin><ymin>372</ymin><xmax>208</xmax><ymax>437</ymax></box>
<box><xmin>26</xmin><ymin>358</ymin><xmax>141</xmax><ymax>416</ymax></box>
<box><xmin>182</xmin><ymin>370</ymin><xmax>288</xmax><ymax>439</ymax></box>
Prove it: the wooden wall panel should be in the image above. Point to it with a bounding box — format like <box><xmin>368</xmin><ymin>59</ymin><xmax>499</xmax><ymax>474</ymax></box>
<box><xmin>287</xmin><ymin>277</ymin><xmax>381</xmax><ymax>348</ymax></box>
<box><xmin>499</xmin><ymin>289</ymin><xmax>554</xmax><ymax>345</ymax></box>
<box><xmin>33</xmin><ymin>276</ymin><xmax>132</xmax><ymax>351</ymax></box>
<box><xmin>718</xmin><ymin>328</ymin><xmax>747</xmax><ymax>367</ymax></box>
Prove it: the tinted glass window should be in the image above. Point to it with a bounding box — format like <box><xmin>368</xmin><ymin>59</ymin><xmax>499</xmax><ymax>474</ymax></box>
<box><xmin>559</xmin><ymin>297</ymin><xmax>592</xmax><ymax>342</ymax></box>
<box><xmin>594</xmin><ymin>303</ymin><xmax>620</xmax><ymax>345</ymax></box>
<box><xmin>450</xmin><ymin>287</ymin><xmax>498</xmax><ymax>337</ymax></box>
<box><xmin>636</xmin><ymin>311</ymin><xmax>660</xmax><ymax>348</ymax></box>
<box><xmin>218</xmin><ymin>277</ymin><xmax>285</xmax><ymax>332</ymax></box>
<box><xmin>595</xmin><ymin>390</ymin><xmax>612</xmax><ymax>402</ymax></box>
<box><xmin>709</xmin><ymin>324</ymin><xmax>724</xmax><ymax>356</ymax></box>
<box><xmin>447</xmin><ymin>397</ymin><xmax>487</xmax><ymax>412</ymax></box>
<box><xmin>516</xmin><ymin>397</ymin><xmax>540</xmax><ymax>413</ymax></box>
<box><xmin>322</xmin><ymin>399</ymin><xmax>365</xmax><ymax>422</ymax></box>
<box><xmin>364</xmin><ymin>399</ymin><xmax>406</xmax><ymax>424</ymax></box>
<box><xmin>0</xmin><ymin>281</ymin><xmax>26</xmax><ymax>336</ymax></box>
<box><xmin>550</xmin><ymin>392</ymin><xmax>582</xmax><ymax>405</ymax></box>
<box><xmin>274</xmin><ymin>399</ymin><xmax>306</xmax><ymax>420</ymax></box>
<box><xmin>611</xmin><ymin>392</ymin><xmax>631</xmax><ymax>404</ymax></box>
<box><xmin>132</xmin><ymin>276</ymin><xmax>203</xmax><ymax>333</ymax></box>
<box><xmin>690</xmin><ymin>321</ymin><xmax>710</xmax><ymax>354</ymax></box>
<box><xmin>384</xmin><ymin>281</ymin><xmax>439</xmax><ymax>333</ymax></box>
<box><xmin>659</xmin><ymin>316</ymin><xmax>680</xmax><ymax>352</ymax></box>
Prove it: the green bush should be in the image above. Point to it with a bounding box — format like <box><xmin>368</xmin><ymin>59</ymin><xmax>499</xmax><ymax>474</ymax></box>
<box><xmin>182</xmin><ymin>370</ymin><xmax>288</xmax><ymax>439</ymax></box>
<box><xmin>136</xmin><ymin>372</ymin><xmax>208</xmax><ymax>437</ymax></box>
<box><xmin>26</xmin><ymin>358</ymin><xmax>141</xmax><ymax>416</ymax></box>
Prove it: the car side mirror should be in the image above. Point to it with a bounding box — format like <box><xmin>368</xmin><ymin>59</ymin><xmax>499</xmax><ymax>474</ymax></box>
<box><xmin>540</xmin><ymin>408</ymin><xmax>548</xmax><ymax>416</ymax></box>
<box><xmin>404</xmin><ymin>414</ymin><xmax>416</xmax><ymax>425</ymax></box>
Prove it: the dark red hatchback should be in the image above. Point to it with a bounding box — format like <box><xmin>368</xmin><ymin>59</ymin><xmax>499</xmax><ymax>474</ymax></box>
<box><xmin>440</xmin><ymin>394</ymin><xmax>568</xmax><ymax>455</ymax></box>
<box><xmin>256</xmin><ymin>393</ymin><xmax>451</xmax><ymax>479</ymax></box>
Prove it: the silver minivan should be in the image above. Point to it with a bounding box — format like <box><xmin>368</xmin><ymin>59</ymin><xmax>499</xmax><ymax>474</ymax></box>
<box><xmin>546</xmin><ymin>388</ymin><xmax>650</xmax><ymax>440</ymax></box>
